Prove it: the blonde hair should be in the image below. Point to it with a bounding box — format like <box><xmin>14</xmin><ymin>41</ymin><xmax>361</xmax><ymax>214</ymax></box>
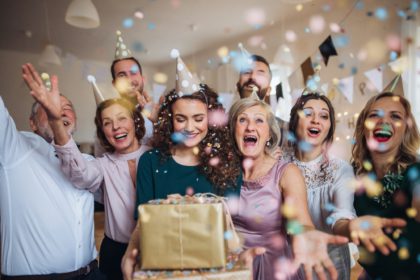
<box><xmin>351</xmin><ymin>92</ymin><xmax>420</xmax><ymax>176</ymax></box>
<box><xmin>229</xmin><ymin>98</ymin><xmax>280</xmax><ymax>156</ymax></box>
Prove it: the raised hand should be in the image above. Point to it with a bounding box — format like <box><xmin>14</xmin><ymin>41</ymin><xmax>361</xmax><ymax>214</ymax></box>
<box><xmin>292</xmin><ymin>230</ymin><xmax>349</xmax><ymax>280</ymax></box>
<box><xmin>21</xmin><ymin>63</ymin><xmax>61</xmax><ymax>121</ymax></box>
<box><xmin>349</xmin><ymin>215</ymin><xmax>406</xmax><ymax>255</ymax></box>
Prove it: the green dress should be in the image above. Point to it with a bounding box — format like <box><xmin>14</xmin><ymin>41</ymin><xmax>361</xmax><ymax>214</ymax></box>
<box><xmin>135</xmin><ymin>149</ymin><xmax>240</xmax><ymax>217</ymax></box>
<box><xmin>354</xmin><ymin>162</ymin><xmax>420</xmax><ymax>280</ymax></box>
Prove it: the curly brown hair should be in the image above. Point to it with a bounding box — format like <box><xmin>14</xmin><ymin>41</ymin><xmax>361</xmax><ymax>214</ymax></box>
<box><xmin>95</xmin><ymin>98</ymin><xmax>145</xmax><ymax>153</ymax></box>
<box><xmin>151</xmin><ymin>84</ymin><xmax>240</xmax><ymax>192</ymax></box>
<box><xmin>351</xmin><ymin>92</ymin><xmax>420</xmax><ymax>176</ymax></box>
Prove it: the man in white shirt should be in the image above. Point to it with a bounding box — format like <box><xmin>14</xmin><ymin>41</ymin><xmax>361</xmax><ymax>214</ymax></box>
<box><xmin>0</xmin><ymin>63</ymin><xmax>105</xmax><ymax>279</ymax></box>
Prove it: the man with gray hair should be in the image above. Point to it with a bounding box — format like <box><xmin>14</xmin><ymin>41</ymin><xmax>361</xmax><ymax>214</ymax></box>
<box><xmin>0</xmin><ymin>63</ymin><xmax>104</xmax><ymax>280</ymax></box>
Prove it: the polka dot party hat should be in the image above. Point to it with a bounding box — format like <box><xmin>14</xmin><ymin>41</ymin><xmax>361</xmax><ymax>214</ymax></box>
<box><xmin>114</xmin><ymin>30</ymin><xmax>132</xmax><ymax>60</ymax></box>
<box><xmin>175</xmin><ymin>53</ymin><xmax>201</xmax><ymax>95</ymax></box>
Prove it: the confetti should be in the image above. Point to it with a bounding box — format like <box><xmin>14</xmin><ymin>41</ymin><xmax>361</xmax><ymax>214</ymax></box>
<box><xmin>171</xmin><ymin>132</ymin><xmax>186</xmax><ymax>143</ymax></box>
<box><xmin>153</xmin><ymin>72</ymin><xmax>168</xmax><ymax>84</ymax></box>
<box><xmin>398</xmin><ymin>247</ymin><xmax>410</xmax><ymax>260</ymax></box>
<box><xmin>375</xmin><ymin>7</ymin><xmax>388</xmax><ymax>21</ymax></box>
<box><xmin>298</xmin><ymin>140</ymin><xmax>313</xmax><ymax>152</ymax></box>
<box><xmin>285</xmin><ymin>30</ymin><xmax>297</xmax><ymax>42</ymax></box>
<box><xmin>244</xmin><ymin>8</ymin><xmax>266</xmax><ymax>26</ymax></box>
<box><xmin>309</xmin><ymin>15</ymin><xmax>325</xmax><ymax>34</ymax></box>
<box><xmin>406</xmin><ymin>208</ymin><xmax>418</xmax><ymax>218</ymax></box>
<box><xmin>122</xmin><ymin>18</ymin><xmax>134</xmax><ymax>29</ymax></box>
<box><xmin>217</xmin><ymin>46</ymin><xmax>229</xmax><ymax>58</ymax></box>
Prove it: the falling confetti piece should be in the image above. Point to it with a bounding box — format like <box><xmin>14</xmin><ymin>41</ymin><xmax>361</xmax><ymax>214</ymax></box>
<box><xmin>398</xmin><ymin>247</ymin><xmax>410</xmax><ymax>260</ymax></box>
<box><xmin>309</xmin><ymin>15</ymin><xmax>326</xmax><ymax>34</ymax></box>
<box><xmin>406</xmin><ymin>208</ymin><xmax>418</xmax><ymax>218</ymax></box>
<box><xmin>122</xmin><ymin>18</ymin><xmax>134</xmax><ymax>29</ymax></box>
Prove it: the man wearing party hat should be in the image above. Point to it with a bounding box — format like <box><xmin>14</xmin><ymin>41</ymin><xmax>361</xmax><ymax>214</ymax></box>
<box><xmin>236</xmin><ymin>43</ymin><xmax>272</xmax><ymax>104</ymax></box>
<box><xmin>91</xmin><ymin>31</ymin><xmax>154</xmax><ymax>156</ymax></box>
<box><xmin>110</xmin><ymin>31</ymin><xmax>155</xmax><ymax>139</ymax></box>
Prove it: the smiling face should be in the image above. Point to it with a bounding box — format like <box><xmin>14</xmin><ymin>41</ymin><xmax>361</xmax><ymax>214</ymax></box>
<box><xmin>295</xmin><ymin>99</ymin><xmax>332</xmax><ymax>153</ymax></box>
<box><xmin>172</xmin><ymin>98</ymin><xmax>208</xmax><ymax>149</ymax></box>
<box><xmin>237</xmin><ymin>61</ymin><xmax>271</xmax><ymax>100</ymax></box>
<box><xmin>234</xmin><ymin>105</ymin><xmax>271</xmax><ymax>159</ymax></box>
<box><xmin>112</xmin><ymin>59</ymin><xmax>144</xmax><ymax>99</ymax></box>
<box><xmin>364</xmin><ymin>96</ymin><xmax>407</xmax><ymax>154</ymax></box>
<box><xmin>101</xmin><ymin>103</ymin><xmax>138</xmax><ymax>154</ymax></box>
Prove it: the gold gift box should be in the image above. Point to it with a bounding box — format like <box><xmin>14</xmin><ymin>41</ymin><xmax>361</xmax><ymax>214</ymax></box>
<box><xmin>138</xmin><ymin>202</ymin><xmax>227</xmax><ymax>270</ymax></box>
<box><xmin>133</xmin><ymin>269</ymin><xmax>250</xmax><ymax>280</ymax></box>
<box><xmin>134</xmin><ymin>253</ymin><xmax>251</xmax><ymax>280</ymax></box>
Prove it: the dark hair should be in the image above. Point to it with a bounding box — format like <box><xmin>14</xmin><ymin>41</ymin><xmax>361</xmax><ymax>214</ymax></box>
<box><xmin>240</xmin><ymin>54</ymin><xmax>272</xmax><ymax>77</ymax></box>
<box><xmin>95</xmin><ymin>98</ymin><xmax>145</xmax><ymax>153</ymax></box>
<box><xmin>152</xmin><ymin>84</ymin><xmax>240</xmax><ymax>191</ymax></box>
<box><xmin>289</xmin><ymin>92</ymin><xmax>336</xmax><ymax>148</ymax></box>
<box><xmin>110</xmin><ymin>57</ymin><xmax>143</xmax><ymax>80</ymax></box>
<box><xmin>352</xmin><ymin>92</ymin><xmax>420</xmax><ymax>176</ymax></box>
<box><xmin>288</xmin><ymin>92</ymin><xmax>336</xmax><ymax>180</ymax></box>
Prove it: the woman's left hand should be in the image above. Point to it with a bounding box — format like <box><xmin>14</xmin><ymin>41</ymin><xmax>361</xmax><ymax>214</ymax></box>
<box><xmin>349</xmin><ymin>215</ymin><xmax>406</xmax><ymax>255</ymax></box>
<box><xmin>292</xmin><ymin>229</ymin><xmax>348</xmax><ymax>280</ymax></box>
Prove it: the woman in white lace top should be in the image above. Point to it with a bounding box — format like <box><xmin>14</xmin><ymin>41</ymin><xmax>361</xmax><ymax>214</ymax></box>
<box><xmin>284</xmin><ymin>92</ymin><xmax>406</xmax><ymax>279</ymax></box>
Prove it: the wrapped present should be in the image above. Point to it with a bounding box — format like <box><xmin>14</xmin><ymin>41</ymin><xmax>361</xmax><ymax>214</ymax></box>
<box><xmin>139</xmin><ymin>194</ymin><xmax>231</xmax><ymax>270</ymax></box>
<box><xmin>134</xmin><ymin>253</ymin><xmax>251</xmax><ymax>280</ymax></box>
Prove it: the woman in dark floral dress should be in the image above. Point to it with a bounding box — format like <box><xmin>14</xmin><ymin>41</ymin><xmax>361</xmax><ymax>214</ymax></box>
<box><xmin>352</xmin><ymin>92</ymin><xmax>420</xmax><ymax>280</ymax></box>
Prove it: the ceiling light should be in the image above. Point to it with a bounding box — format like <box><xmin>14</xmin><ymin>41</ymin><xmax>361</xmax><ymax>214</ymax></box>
<box><xmin>39</xmin><ymin>0</ymin><xmax>61</xmax><ymax>66</ymax></box>
<box><xmin>39</xmin><ymin>44</ymin><xmax>62</xmax><ymax>66</ymax></box>
<box><xmin>65</xmin><ymin>0</ymin><xmax>100</xmax><ymax>29</ymax></box>
<box><xmin>280</xmin><ymin>0</ymin><xmax>313</xmax><ymax>3</ymax></box>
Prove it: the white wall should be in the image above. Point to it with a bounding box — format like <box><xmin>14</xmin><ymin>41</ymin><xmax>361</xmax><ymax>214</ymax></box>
<box><xmin>0</xmin><ymin>50</ymin><xmax>156</xmax><ymax>143</ymax></box>
<box><xmin>154</xmin><ymin>0</ymin><xmax>413</xmax><ymax>160</ymax></box>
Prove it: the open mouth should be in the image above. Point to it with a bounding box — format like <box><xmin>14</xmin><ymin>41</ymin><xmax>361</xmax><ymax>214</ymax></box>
<box><xmin>243</xmin><ymin>135</ymin><xmax>257</xmax><ymax>144</ymax></box>
<box><xmin>373</xmin><ymin>129</ymin><xmax>392</xmax><ymax>142</ymax></box>
<box><xmin>114</xmin><ymin>133</ymin><xmax>128</xmax><ymax>140</ymax></box>
<box><xmin>307</xmin><ymin>127</ymin><xmax>320</xmax><ymax>137</ymax></box>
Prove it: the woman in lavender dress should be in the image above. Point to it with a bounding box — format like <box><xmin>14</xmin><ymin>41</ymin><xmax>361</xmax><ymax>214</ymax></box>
<box><xmin>228</xmin><ymin>97</ymin><xmax>348</xmax><ymax>280</ymax></box>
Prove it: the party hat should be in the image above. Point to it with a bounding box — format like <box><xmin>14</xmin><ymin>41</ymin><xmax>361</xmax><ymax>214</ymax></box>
<box><xmin>87</xmin><ymin>75</ymin><xmax>105</xmax><ymax>106</ymax></box>
<box><xmin>114</xmin><ymin>30</ymin><xmax>132</xmax><ymax>60</ymax></box>
<box><xmin>174</xmin><ymin>53</ymin><xmax>201</xmax><ymax>95</ymax></box>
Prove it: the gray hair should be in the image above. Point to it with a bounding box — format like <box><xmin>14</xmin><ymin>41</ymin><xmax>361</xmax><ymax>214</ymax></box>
<box><xmin>229</xmin><ymin>98</ymin><xmax>280</xmax><ymax>155</ymax></box>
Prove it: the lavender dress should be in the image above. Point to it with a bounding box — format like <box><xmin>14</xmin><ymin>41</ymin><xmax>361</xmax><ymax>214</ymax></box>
<box><xmin>231</xmin><ymin>160</ymin><xmax>304</xmax><ymax>280</ymax></box>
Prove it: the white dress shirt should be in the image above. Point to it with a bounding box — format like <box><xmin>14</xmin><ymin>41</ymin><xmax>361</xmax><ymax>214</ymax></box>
<box><xmin>0</xmin><ymin>97</ymin><xmax>97</xmax><ymax>275</ymax></box>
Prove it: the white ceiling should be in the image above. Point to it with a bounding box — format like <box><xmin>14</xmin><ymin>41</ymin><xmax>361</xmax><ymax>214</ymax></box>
<box><xmin>0</xmin><ymin>0</ymin><xmax>336</xmax><ymax>66</ymax></box>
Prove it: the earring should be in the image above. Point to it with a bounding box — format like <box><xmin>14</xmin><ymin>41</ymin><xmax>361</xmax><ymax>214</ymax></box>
<box><xmin>266</xmin><ymin>140</ymin><xmax>272</xmax><ymax>147</ymax></box>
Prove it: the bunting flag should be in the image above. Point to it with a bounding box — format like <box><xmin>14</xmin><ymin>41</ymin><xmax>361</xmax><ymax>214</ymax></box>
<box><xmin>275</xmin><ymin>93</ymin><xmax>293</xmax><ymax>122</ymax></box>
<box><xmin>276</xmin><ymin>83</ymin><xmax>283</xmax><ymax>100</ymax></box>
<box><xmin>288</xmin><ymin>69</ymin><xmax>305</xmax><ymax>92</ymax></box>
<box><xmin>388</xmin><ymin>56</ymin><xmax>408</xmax><ymax>74</ymax></box>
<box><xmin>319</xmin><ymin>36</ymin><xmax>338</xmax><ymax>66</ymax></box>
<box><xmin>301</xmin><ymin>57</ymin><xmax>314</xmax><ymax>84</ymax></box>
<box><xmin>383</xmin><ymin>74</ymin><xmax>404</xmax><ymax>96</ymax></box>
<box><xmin>363</xmin><ymin>67</ymin><xmax>383</xmax><ymax>92</ymax></box>
<box><xmin>337</xmin><ymin>75</ymin><xmax>354</xmax><ymax>104</ymax></box>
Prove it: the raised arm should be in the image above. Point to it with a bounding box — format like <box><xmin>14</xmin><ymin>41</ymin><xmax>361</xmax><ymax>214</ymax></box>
<box><xmin>280</xmin><ymin>163</ymin><xmax>348</xmax><ymax>280</ymax></box>
<box><xmin>21</xmin><ymin>63</ymin><xmax>69</xmax><ymax>145</ymax></box>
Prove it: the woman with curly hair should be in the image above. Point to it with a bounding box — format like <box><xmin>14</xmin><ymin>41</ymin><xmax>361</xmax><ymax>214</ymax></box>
<box><xmin>24</xmin><ymin>63</ymin><xmax>151</xmax><ymax>280</ymax></box>
<box><xmin>122</xmin><ymin>83</ymin><xmax>241</xmax><ymax>279</ymax></box>
<box><xmin>351</xmin><ymin>91</ymin><xmax>420</xmax><ymax>280</ymax></box>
